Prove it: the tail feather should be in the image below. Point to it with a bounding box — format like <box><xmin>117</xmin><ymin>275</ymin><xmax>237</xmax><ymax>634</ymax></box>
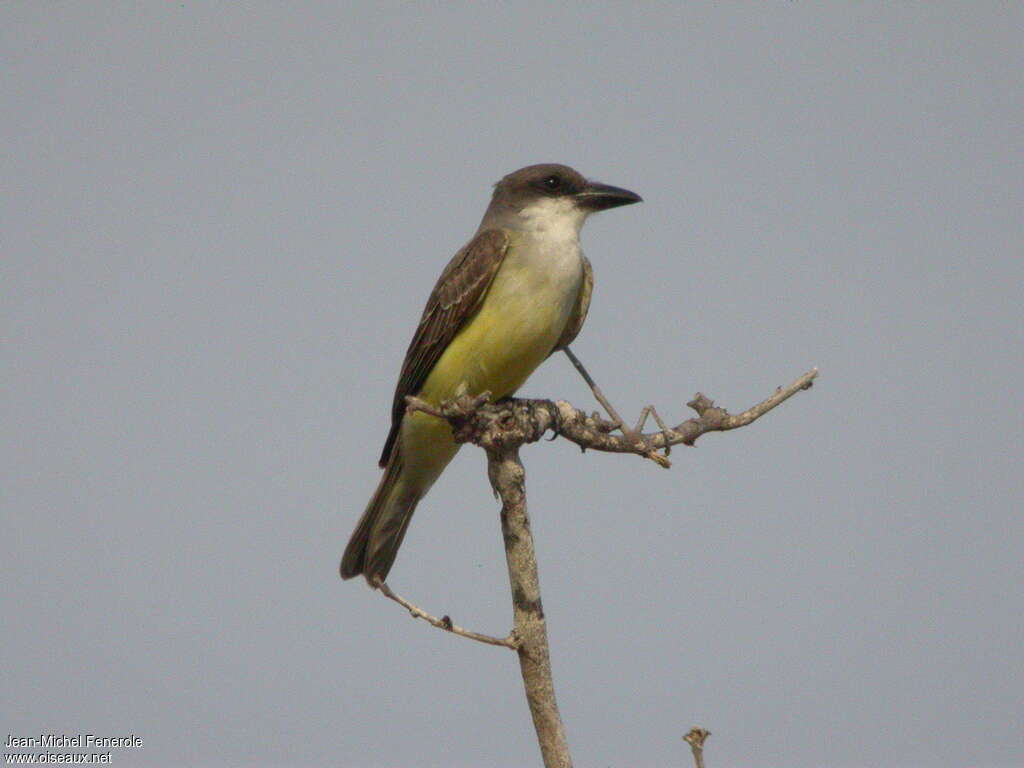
<box><xmin>340</xmin><ymin>451</ymin><xmax>420</xmax><ymax>583</ymax></box>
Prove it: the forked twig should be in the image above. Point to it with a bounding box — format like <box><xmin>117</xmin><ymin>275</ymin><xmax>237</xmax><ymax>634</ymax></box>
<box><xmin>633</xmin><ymin>404</ymin><xmax>673</xmax><ymax>457</ymax></box>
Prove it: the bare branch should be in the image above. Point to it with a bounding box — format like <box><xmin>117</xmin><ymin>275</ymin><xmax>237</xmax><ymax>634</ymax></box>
<box><xmin>406</xmin><ymin>367</ymin><xmax>818</xmax><ymax>467</ymax></box>
<box><xmin>489</xmin><ymin>447</ymin><xmax>573</xmax><ymax>768</ymax></box>
<box><xmin>377</xmin><ymin>582</ymin><xmax>518</xmax><ymax>649</ymax></box>
<box><xmin>552</xmin><ymin>367</ymin><xmax>819</xmax><ymax>458</ymax></box>
<box><xmin>393</xmin><ymin>367</ymin><xmax>817</xmax><ymax>768</ymax></box>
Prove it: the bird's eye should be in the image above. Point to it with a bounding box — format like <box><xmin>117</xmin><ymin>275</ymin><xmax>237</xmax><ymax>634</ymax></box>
<box><xmin>543</xmin><ymin>175</ymin><xmax>562</xmax><ymax>190</ymax></box>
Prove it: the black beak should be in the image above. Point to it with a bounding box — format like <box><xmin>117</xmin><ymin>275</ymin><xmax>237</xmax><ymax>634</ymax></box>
<box><xmin>575</xmin><ymin>180</ymin><xmax>643</xmax><ymax>211</ymax></box>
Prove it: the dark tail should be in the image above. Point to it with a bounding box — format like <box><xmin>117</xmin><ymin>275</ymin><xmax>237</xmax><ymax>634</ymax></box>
<box><xmin>340</xmin><ymin>450</ymin><xmax>421</xmax><ymax>584</ymax></box>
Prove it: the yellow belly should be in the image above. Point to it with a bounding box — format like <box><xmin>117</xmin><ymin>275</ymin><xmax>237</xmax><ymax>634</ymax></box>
<box><xmin>421</xmin><ymin>248</ymin><xmax>576</xmax><ymax>401</ymax></box>
<box><xmin>399</xmin><ymin>252</ymin><xmax>579</xmax><ymax>491</ymax></box>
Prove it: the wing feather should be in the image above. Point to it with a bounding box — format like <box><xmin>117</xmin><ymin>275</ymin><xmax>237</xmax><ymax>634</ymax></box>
<box><xmin>551</xmin><ymin>254</ymin><xmax>593</xmax><ymax>353</ymax></box>
<box><xmin>377</xmin><ymin>229</ymin><xmax>510</xmax><ymax>466</ymax></box>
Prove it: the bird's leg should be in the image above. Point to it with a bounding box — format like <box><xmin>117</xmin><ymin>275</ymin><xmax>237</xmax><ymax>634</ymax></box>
<box><xmin>562</xmin><ymin>347</ymin><xmax>628</xmax><ymax>430</ymax></box>
<box><xmin>563</xmin><ymin>347</ymin><xmax>670</xmax><ymax>467</ymax></box>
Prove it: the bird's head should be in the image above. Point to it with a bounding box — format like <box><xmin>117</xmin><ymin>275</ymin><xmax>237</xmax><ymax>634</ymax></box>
<box><xmin>483</xmin><ymin>163</ymin><xmax>642</xmax><ymax>236</ymax></box>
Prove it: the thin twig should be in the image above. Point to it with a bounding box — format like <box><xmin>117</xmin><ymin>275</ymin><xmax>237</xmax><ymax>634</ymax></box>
<box><xmin>377</xmin><ymin>582</ymin><xmax>518</xmax><ymax>649</ymax></box>
<box><xmin>407</xmin><ymin>368</ymin><xmax>818</xmax><ymax>467</ymax></box>
<box><xmin>698</xmin><ymin>368</ymin><xmax>818</xmax><ymax>429</ymax></box>
<box><xmin>633</xmin><ymin>404</ymin><xmax>673</xmax><ymax>457</ymax></box>
<box><xmin>551</xmin><ymin>367</ymin><xmax>819</xmax><ymax>457</ymax></box>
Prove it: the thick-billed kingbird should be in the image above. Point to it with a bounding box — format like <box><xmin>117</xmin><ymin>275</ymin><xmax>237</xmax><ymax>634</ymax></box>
<box><xmin>341</xmin><ymin>164</ymin><xmax>641</xmax><ymax>584</ymax></box>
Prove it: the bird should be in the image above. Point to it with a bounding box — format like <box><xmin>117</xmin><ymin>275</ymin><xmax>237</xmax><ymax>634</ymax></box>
<box><xmin>340</xmin><ymin>163</ymin><xmax>642</xmax><ymax>584</ymax></box>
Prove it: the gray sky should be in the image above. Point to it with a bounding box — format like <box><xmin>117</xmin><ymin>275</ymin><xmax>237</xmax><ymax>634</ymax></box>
<box><xmin>3</xmin><ymin>4</ymin><xmax>1022</xmax><ymax>767</ymax></box>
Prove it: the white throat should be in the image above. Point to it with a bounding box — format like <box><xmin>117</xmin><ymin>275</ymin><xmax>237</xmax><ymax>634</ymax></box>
<box><xmin>515</xmin><ymin>197</ymin><xmax>588</xmax><ymax>243</ymax></box>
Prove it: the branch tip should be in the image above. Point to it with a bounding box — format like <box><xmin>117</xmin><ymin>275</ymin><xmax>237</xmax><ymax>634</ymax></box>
<box><xmin>684</xmin><ymin>727</ymin><xmax>711</xmax><ymax>768</ymax></box>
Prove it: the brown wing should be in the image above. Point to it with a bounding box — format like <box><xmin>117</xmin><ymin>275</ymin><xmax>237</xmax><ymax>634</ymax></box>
<box><xmin>378</xmin><ymin>229</ymin><xmax>510</xmax><ymax>467</ymax></box>
<box><xmin>551</xmin><ymin>254</ymin><xmax>593</xmax><ymax>354</ymax></box>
